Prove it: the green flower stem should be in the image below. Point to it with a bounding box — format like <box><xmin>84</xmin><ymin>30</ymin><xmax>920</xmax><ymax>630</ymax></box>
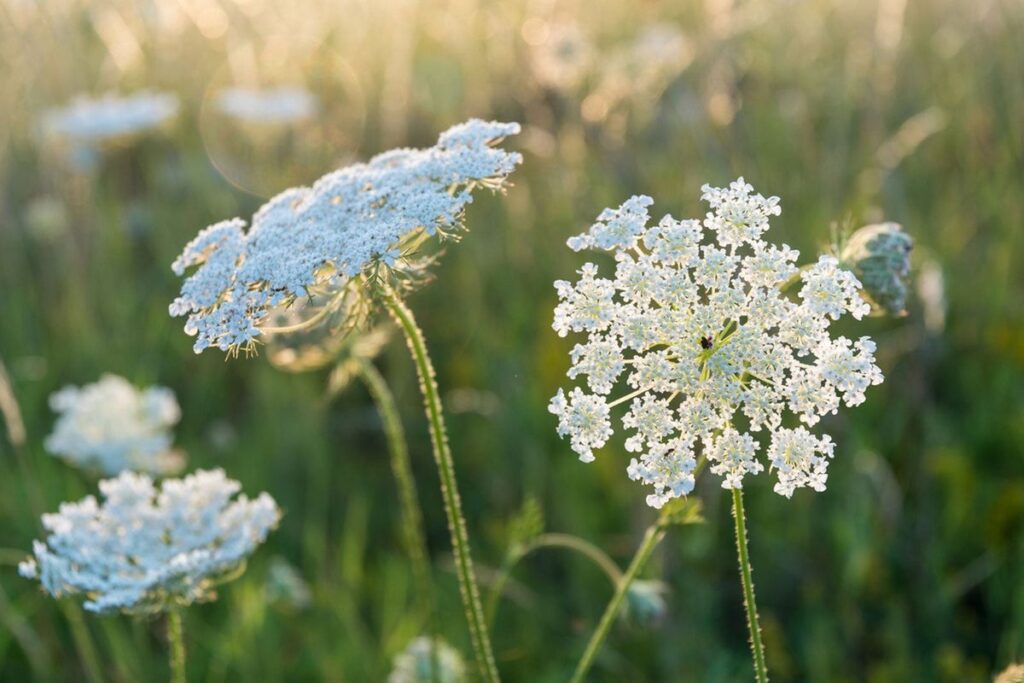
<box><xmin>732</xmin><ymin>488</ymin><xmax>769</xmax><ymax>683</ymax></box>
<box><xmin>352</xmin><ymin>357</ymin><xmax>434</xmax><ymax>622</ymax></box>
<box><xmin>168</xmin><ymin>610</ymin><xmax>186</xmax><ymax>683</ymax></box>
<box><xmin>487</xmin><ymin>533</ymin><xmax>623</xmax><ymax>626</ymax></box>
<box><xmin>382</xmin><ymin>290</ymin><xmax>500</xmax><ymax>683</ymax></box>
<box><xmin>570</xmin><ymin>509</ymin><xmax>671</xmax><ymax>683</ymax></box>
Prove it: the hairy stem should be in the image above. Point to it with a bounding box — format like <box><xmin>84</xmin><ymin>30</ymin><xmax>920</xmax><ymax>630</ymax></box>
<box><xmin>732</xmin><ymin>488</ymin><xmax>769</xmax><ymax>683</ymax></box>
<box><xmin>167</xmin><ymin>610</ymin><xmax>186</xmax><ymax>683</ymax></box>
<box><xmin>352</xmin><ymin>357</ymin><xmax>434</xmax><ymax>621</ymax></box>
<box><xmin>382</xmin><ymin>290</ymin><xmax>500</xmax><ymax>683</ymax></box>
<box><xmin>570</xmin><ymin>511</ymin><xmax>670</xmax><ymax>683</ymax></box>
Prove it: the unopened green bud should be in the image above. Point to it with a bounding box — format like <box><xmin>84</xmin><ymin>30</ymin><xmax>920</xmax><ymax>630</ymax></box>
<box><xmin>623</xmin><ymin>579</ymin><xmax>669</xmax><ymax>628</ymax></box>
<box><xmin>840</xmin><ymin>222</ymin><xmax>913</xmax><ymax>317</ymax></box>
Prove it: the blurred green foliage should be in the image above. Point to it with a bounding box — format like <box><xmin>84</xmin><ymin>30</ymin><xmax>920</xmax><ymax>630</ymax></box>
<box><xmin>1</xmin><ymin>0</ymin><xmax>1022</xmax><ymax>681</ymax></box>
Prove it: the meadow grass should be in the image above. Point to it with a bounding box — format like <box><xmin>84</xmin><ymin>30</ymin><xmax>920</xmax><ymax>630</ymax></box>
<box><xmin>1</xmin><ymin>0</ymin><xmax>1022</xmax><ymax>680</ymax></box>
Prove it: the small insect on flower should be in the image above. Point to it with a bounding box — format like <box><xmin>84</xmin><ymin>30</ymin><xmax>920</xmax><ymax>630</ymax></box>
<box><xmin>19</xmin><ymin>469</ymin><xmax>280</xmax><ymax>615</ymax></box>
<box><xmin>550</xmin><ymin>178</ymin><xmax>884</xmax><ymax>507</ymax></box>
<box><xmin>170</xmin><ymin>119</ymin><xmax>521</xmax><ymax>355</ymax></box>
<box><xmin>45</xmin><ymin>374</ymin><xmax>184</xmax><ymax>476</ymax></box>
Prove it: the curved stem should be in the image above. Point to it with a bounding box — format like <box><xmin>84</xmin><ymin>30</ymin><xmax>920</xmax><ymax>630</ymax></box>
<box><xmin>382</xmin><ymin>290</ymin><xmax>500</xmax><ymax>683</ymax></box>
<box><xmin>732</xmin><ymin>488</ymin><xmax>769</xmax><ymax>683</ymax></box>
<box><xmin>167</xmin><ymin>610</ymin><xmax>186</xmax><ymax>683</ymax></box>
<box><xmin>570</xmin><ymin>511</ymin><xmax>670</xmax><ymax>683</ymax></box>
<box><xmin>352</xmin><ymin>357</ymin><xmax>434</xmax><ymax>622</ymax></box>
<box><xmin>487</xmin><ymin>534</ymin><xmax>623</xmax><ymax>626</ymax></box>
<box><xmin>529</xmin><ymin>534</ymin><xmax>624</xmax><ymax>585</ymax></box>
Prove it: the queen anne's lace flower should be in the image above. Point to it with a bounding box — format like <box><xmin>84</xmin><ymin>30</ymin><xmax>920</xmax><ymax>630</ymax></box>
<box><xmin>215</xmin><ymin>86</ymin><xmax>318</xmax><ymax>125</ymax></box>
<box><xmin>388</xmin><ymin>636</ymin><xmax>467</xmax><ymax>683</ymax></box>
<box><xmin>45</xmin><ymin>374</ymin><xmax>184</xmax><ymax>476</ymax></box>
<box><xmin>550</xmin><ymin>178</ymin><xmax>884</xmax><ymax>507</ymax></box>
<box><xmin>170</xmin><ymin>119</ymin><xmax>521</xmax><ymax>354</ymax></box>
<box><xmin>19</xmin><ymin>469</ymin><xmax>280</xmax><ymax>614</ymax></box>
<box><xmin>42</xmin><ymin>92</ymin><xmax>179</xmax><ymax>142</ymax></box>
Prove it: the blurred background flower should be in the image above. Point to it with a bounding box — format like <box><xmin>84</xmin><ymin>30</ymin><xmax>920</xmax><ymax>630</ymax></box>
<box><xmin>0</xmin><ymin>0</ymin><xmax>1021</xmax><ymax>681</ymax></box>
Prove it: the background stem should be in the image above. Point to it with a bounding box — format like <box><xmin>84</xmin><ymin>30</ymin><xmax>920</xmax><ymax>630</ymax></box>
<box><xmin>732</xmin><ymin>488</ymin><xmax>769</xmax><ymax>683</ymax></box>
<box><xmin>352</xmin><ymin>357</ymin><xmax>434</xmax><ymax>622</ymax></box>
<box><xmin>382</xmin><ymin>291</ymin><xmax>501</xmax><ymax>683</ymax></box>
<box><xmin>570</xmin><ymin>511</ymin><xmax>669</xmax><ymax>683</ymax></box>
<box><xmin>487</xmin><ymin>533</ymin><xmax>623</xmax><ymax>626</ymax></box>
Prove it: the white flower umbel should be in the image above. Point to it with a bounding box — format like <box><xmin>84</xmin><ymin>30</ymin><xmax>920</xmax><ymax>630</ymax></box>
<box><xmin>215</xmin><ymin>86</ymin><xmax>318</xmax><ymax>125</ymax></box>
<box><xmin>550</xmin><ymin>178</ymin><xmax>883</xmax><ymax>507</ymax></box>
<box><xmin>42</xmin><ymin>92</ymin><xmax>179</xmax><ymax>142</ymax></box>
<box><xmin>389</xmin><ymin>636</ymin><xmax>467</xmax><ymax>683</ymax></box>
<box><xmin>19</xmin><ymin>469</ymin><xmax>280</xmax><ymax>615</ymax></box>
<box><xmin>45</xmin><ymin>374</ymin><xmax>184</xmax><ymax>476</ymax></box>
<box><xmin>170</xmin><ymin>119</ymin><xmax>521</xmax><ymax>354</ymax></box>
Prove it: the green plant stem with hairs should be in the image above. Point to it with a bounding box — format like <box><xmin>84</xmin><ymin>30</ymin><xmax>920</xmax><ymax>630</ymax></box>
<box><xmin>167</xmin><ymin>610</ymin><xmax>186</xmax><ymax>683</ymax></box>
<box><xmin>487</xmin><ymin>533</ymin><xmax>623</xmax><ymax>626</ymax></box>
<box><xmin>351</xmin><ymin>357</ymin><xmax>434</xmax><ymax>622</ymax></box>
<box><xmin>381</xmin><ymin>289</ymin><xmax>501</xmax><ymax>683</ymax></box>
<box><xmin>732</xmin><ymin>488</ymin><xmax>769</xmax><ymax>682</ymax></box>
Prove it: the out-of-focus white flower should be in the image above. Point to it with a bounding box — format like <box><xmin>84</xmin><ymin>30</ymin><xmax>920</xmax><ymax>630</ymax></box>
<box><xmin>265</xmin><ymin>556</ymin><xmax>312</xmax><ymax>610</ymax></box>
<box><xmin>215</xmin><ymin>86</ymin><xmax>318</xmax><ymax>125</ymax></box>
<box><xmin>550</xmin><ymin>179</ymin><xmax>884</xmax><ymax>507</ymax></box>
<box><xmin>623</xmin><ymin>579</ymin><xmax>669</xmax><ymax>627</ymax></box>
<box><xmin>388</xmin><ymin>636</ymin><xmax>467</xmax><ymax>683</ymax></box>
<box><xmin>528</xmin><ymin>20</ymin><xmax>592</xmax><ymax>90</ymax></box>
<box><xmin>42</xmin><ymin>91</ymin><xmax>179</xmax><ymax>143</ymax></box>
<box><xmin>23</xmin><ymin>196</ymin><xmax>69</xmax><ymax>242</ymax></box>
<box><xmin>19</xmin><ymin>469</ymin><xmax>280</xmax><ymax>615</ymax></box>
<box><xmin>170</xmin><ymin>119</ymin><xmax>521</xmax><ymax>354</ymax></box>
<box><xmin>45</xmin><ymin>374</ymin><xmax>184</xmax><ymax>476</ymax></box>
<box><xmin>916</xmin><ymin>258</ymin><xmax>946</xmax><ymax>333</ymax></box>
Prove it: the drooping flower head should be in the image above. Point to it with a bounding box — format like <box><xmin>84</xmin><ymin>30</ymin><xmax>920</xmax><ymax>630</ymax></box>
<box><xmin>19</xmin><ymin>469</ymin><xmax>280</xmax><ymax>615</ymax></box>
<box><xmin>549</xmin><ymin>178</ymin><xmax>884</xmax><ymax>507</ymax></box>
<box><xmin>45</xmin><ymin>374</ymin><xmax>184</xmax><ymax>476</ymax></box>
<box><xmin>170</xmin><ymin>119</ymin><xmax>521</xmax><ymax>355</ymax></box>
<box><xmin>388</xmin><ymin>636</ymin><xmax>467</xmax><ymax>683</ymax></box>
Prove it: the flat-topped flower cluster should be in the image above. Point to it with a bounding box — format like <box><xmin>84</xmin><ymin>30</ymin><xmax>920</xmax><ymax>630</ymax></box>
<box><xmin>170</xmin><ymin>119</ymin><xmax>522</xmax><ymax>354</ymax></box>
<box><xmin>43</xmin><ymin>91</ymin><xmax>179</xmax><ymax>142</ymax></box>
<box><xmin>549</xmin><ymin>178</ymin><xmax>883</xmax><ymax>507</ymax></box>
<box><xmin>19</xmin><ymin>469</ymin><xmax>280</xmax><ymax>614</ymax></box>
<box><xmin>45</xmin><ymin>374</ymin><xmax>184</xmax><ymax>476</ymax></box>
